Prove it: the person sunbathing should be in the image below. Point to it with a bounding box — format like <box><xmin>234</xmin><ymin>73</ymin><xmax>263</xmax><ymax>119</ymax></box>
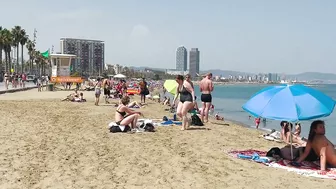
<box><xmin>115</xmin><ymin>96</ymin><xmax>142</xmax><ymax>129</ymax></box>
<box><xmin>62</xmin><ymin>90</ymin><xmax>79</xmax><ymax>101</ymax></box>
<box><xmin>295</xmin><ymin>120</ymin><xmax>336</xmax><ymax>173</ymax></box>
<box><xmin>280</xmin><ymin>121</ymin><xmax>306</xmax><ymax>147</ymax></box>
<box><xmin>73</xmin><ymin>93</ymin><xmax>86</xmax><ymax>102</ymax></box>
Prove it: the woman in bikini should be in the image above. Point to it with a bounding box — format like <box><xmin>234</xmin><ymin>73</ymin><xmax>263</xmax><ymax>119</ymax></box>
<box><xmin>115</xmin><ymin>96</ymin><xmax>142</xmax><ymax>129</ymax></box>
<box><xmin>173</xmin><ymin>75</ymin><xmax>195</xmax><ymax>130</ymax></box>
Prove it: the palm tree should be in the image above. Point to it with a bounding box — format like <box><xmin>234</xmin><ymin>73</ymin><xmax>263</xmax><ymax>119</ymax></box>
<box><xmin>0</xmin><ymin>26</ymin><xmax>3</xmax><ymax>71</ymax></box>
<box><xmin>2</xmin><ymin>29</ymin><xmax>13</xmax><ymax>73</ymax></box>
<box><xmin>26</xmin><ymin>39</ymin><xmax>35</xmax><ymax>74</ymax></box>
<box><xmin>12</xmin><ymin>26</ymin><xmax>21</xmax><ymax>73</ymax></box>
<box><xmin>19</xmin><ymin>29</ymin><xmax>28</xmax><ymax>73</ymax></box>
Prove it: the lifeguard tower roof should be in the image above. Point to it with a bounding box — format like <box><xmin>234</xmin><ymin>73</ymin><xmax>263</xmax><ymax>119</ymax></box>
<box><xmin>50</xmin><ymin>54</ymin><xmax>76</xmax><ymax>58</ymax></box>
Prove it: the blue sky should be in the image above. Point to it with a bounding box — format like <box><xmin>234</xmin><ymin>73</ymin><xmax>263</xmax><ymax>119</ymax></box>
<box><xmin>1</xmin><ymin>0</ymin><xmax>335</xmax><ymax>74</ymax></box>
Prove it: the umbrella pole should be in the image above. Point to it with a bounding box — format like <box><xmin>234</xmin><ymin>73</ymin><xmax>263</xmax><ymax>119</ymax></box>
<box><xmin>290</xmin><ymin>122</ymin><xmax>293</xmax><ymax>160</ymax></box>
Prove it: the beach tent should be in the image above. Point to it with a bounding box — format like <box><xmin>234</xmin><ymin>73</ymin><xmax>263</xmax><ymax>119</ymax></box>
<box><xmin>242</xmin><ymin>84</ymin><xmax>336</xmax><ymax>159</ymax></box>
<box><xmin>113</xmin><ymin>74</ymin><xmax>126</xmax><ymax>79</ymax></box>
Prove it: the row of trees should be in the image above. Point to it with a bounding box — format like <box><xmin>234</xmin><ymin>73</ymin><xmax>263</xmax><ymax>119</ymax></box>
<box><xmin>104</xmin><ymin>66</ymin><xmax>175</xmax><ymax>80</ymax></box>
<box><xmin>0</xmin><ymin>26</ymin><xmax>47</xmax><ymax>75</ymax></box>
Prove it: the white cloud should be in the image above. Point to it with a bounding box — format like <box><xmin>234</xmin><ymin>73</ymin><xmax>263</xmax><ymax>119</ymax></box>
<box><xmin>129</xmin><ymin>24</ymin><xmax>150</xmax><ymax>39</ymax></box>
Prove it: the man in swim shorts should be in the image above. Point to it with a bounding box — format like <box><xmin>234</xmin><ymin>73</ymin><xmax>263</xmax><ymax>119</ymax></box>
<box><xmin>199</xmin><ymin>73</ymin><xmax>214</xmax><ymax>123</ymax></box>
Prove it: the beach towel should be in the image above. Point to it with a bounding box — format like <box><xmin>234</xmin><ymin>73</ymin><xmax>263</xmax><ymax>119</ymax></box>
<box><xmin>159</xmin><ymin>120</ymin><xmax>182</xmax><ymax>126</ymax></box>
<box><xmin>228</xmin><ymin>149</ymin><xmax>336</xmax><ymax>180</ymax></box>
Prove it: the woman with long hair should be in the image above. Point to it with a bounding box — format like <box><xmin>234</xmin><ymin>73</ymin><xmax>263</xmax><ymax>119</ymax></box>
<box><xmin>173</xmin><ymin>75</ymin><xmax>195</xmax><ymax>130</ymax></box>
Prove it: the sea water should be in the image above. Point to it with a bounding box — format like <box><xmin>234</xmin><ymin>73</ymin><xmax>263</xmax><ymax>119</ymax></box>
<box><xmin>193</xmin><ymin>84</ymin><xmax>336</xmax><ymax>144</ymax></box>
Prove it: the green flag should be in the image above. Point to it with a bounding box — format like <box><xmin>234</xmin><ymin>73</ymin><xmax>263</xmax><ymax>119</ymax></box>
<box><xmin>41</xmin><ymin>50</ymin><xmax>49</xmax><ymax>58</ymax></box>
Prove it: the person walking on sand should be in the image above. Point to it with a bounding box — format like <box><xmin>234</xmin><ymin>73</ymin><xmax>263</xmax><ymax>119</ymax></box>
<box><xmin>199</xmin><ymin>73</ymin><xmax>214</xmax><ymax>123</ymax></box>
<box><xmin>37</xmin><ymin>77</ymin><xmax>42</xmax><ymax>92</ymax></box>
<box><xmin>4</xmin><ymin>72</ymin><xmax>9</xmax><ymax>90</ymax></box>
<box><xmin>173</xmin><ymin>75</ymin><xmax>195</xmax><ymax>130</ymax></box>
<box><xmin>94</xmin><ymin>78</ymin><xmax>102</xmax><ymax>106</ymax></box>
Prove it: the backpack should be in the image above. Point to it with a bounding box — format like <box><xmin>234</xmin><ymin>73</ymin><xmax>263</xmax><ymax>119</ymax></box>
<box><xmin>109</xmin><ymin>125</ymin><xmax>131</xmax><ymax>133</ymax></box>
<box><xmin>139</xmin><ymin>123</ymin><xmax>155</xmax><ymax>132</ymax></box>
<box><xmin>191</xmin><ymin>114</ymin><xmax>204</xmax><ymax>126</ymax></box>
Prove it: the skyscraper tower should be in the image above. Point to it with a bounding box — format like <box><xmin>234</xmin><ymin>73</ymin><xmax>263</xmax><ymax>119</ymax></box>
<box><xmin>176</xmin><ymin>46</ymin><xmax>188</xmax><ymax>72</ymax></box>
<box><xmin>189</xmin><ymin>48</ymin><xmax>200</xmax><ymax>77</ymax></box>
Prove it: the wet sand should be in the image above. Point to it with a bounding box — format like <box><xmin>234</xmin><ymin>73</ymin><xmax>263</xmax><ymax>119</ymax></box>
<box><xmin>0</xmin><ymin>89</ymin><xmax>334</xmax><ymax>189</ymax></box>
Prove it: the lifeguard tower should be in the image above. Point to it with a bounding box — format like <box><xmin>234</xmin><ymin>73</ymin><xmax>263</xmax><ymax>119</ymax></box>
<box><xmin>50</xmin><ymin>54</ymin><xmax>82</xmax><ymax>83</ymax></box>
<box><xmin>50</xmin><ymin>54</ymin><xmax>76</xmax><ymax>77</ymax></box>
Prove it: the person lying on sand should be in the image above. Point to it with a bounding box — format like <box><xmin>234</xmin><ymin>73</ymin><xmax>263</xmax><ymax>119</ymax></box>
<box><xmin>295</xmin><ymin>120</ymin><xmax>336</xmax><ymax>174</ymax></box>
<box><xmin>61</xmin><ymin>89</ymin><xmax>80</xmax><ymax>101</ymax></box>
<box><xmin>73</xmin><ymin>93</ymin><xmax>86</xmax><ymax>102</ymax></box>
<box><xmin>115</xmin><ymin>96</ymin><xmax>143</xmax><ymax>129</ymax></box>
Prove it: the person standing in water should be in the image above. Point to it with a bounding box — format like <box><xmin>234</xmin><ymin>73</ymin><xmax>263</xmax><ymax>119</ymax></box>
<box><xmin>199</xmin><ymin>73</ymin><xmax>214</xmax><ymax>123</ymax></box>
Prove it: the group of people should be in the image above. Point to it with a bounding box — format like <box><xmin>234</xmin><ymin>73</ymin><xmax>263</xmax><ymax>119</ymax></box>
<box><xmin>265</xmin><ymin>120</ymin><xmax>336</xmax><ymax>174</ymax></box>
<box><xmin>62</xmin><ymin>89</ymin><xmax>86</xmax><ymax>102</ymax></box>
<box><xmin>173</xmin><ymin>73</ymin><xmax>214</xmax><ymax>130</ymax></box>
<box><xmin>93</xmin><ymin>77</ymin><xmax>128</xmax><ymax>106</ymax></box>
<box><xmin>3</xmin><ymin>72</ymin><xmax>27</xmax><ymax>89</ymax></box>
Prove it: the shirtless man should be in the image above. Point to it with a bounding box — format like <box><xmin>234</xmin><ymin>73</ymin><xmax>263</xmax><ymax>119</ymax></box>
<box><xmin>102</xmin><ymin>77</ymin><xmax>110</xmax><ymax>104</ymax></box>
<box><xmin>199</xmin><ymin>73</ymin><xmax>214</xmax><ymax>123</ymax></box>
<box><xmin>295</xmin><ymin>120</ymin><xmax>336</xmax><ymax>173</ymax></box>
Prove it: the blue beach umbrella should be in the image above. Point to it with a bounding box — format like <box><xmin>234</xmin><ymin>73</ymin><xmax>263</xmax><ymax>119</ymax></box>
<box><xmin>242</xmin><ymin>84</ymin><xmax>336</xmax><ymax>122</ymax></box>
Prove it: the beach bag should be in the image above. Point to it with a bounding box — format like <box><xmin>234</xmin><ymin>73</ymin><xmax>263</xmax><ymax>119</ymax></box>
<box><xmin>266</xmin><ymin>147</ymin><xmax>282</xmax><ymax>158</ymax></box>
<box><xmin>109</xmin><ymin>125</ymin><xmax>131</xmax><ymax>133</ymax></box>
<box><xmin>191</xmin><ymin>114</ymin><xmax>204</xmax><ymax>126</ymax></box>
<box><xmin>144</xmin><ymin>88</ymin><xmax>149</xmax><ymax>95</ymax></box>
<box><xmin>139</xmin><ymin>122</ymin><xmax>155</xmax><ymax>132</ymax></box>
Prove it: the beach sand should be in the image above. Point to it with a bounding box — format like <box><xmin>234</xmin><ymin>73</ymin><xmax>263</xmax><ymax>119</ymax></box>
<box><xmin>0</xmin><ymin>89</ymin><xmax>334</xmax><ymax>189</ymax></box>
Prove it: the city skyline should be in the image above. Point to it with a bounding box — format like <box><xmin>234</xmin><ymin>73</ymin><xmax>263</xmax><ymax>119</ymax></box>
<box><xmin>2</xmin><ymin>0</ymin><xmax>336</xmax><ymax>74</ymax></box>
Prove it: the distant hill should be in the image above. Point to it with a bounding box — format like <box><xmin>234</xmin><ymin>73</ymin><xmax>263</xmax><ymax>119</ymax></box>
<box><xmin>200</xmin><ymin>69</ymin><xmax>254</xmax><ymax>77</ymax></box>
<box><xmin>129</xmin><ymin>66</ymin><xmax>336</xmax><ymax>82</ymax></box>
<box><xmin>130</xmin><ymin>66</ymin><xmax>166</xmax><ymax>72</ymax></box>
<box><xmin>286</xmin><ymin>72</ymin><xmax>336</xmax><ymax>81</ymax></box>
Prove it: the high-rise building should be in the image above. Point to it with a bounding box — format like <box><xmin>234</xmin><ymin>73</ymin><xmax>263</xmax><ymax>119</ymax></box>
<box><xmin>176</xmin><ymin>46</ymin><xmax>188</xmax><ymax>72</ymax></box>
<box><xmin>60</xmin><ymin>38</ymin><xmax>105</xmax><ymax>76</ymax></box>
<box><xmin>189</xmin><ymin>48</ymin><xmax>200</xmax><ymax>77</ymax></box>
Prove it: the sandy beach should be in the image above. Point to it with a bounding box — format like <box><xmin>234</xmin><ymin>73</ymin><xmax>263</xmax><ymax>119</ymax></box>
<box><xmin>0</xmin><ymin>89</ymin><xmax>334</xmax><ymax>189</ymax></box>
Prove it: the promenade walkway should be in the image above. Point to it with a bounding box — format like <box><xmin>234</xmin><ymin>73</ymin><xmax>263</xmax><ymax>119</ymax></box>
<box><xmin>0</xmin><ymin>82</ymin><xmax>37</xmax><ymax>94</ymax></box>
